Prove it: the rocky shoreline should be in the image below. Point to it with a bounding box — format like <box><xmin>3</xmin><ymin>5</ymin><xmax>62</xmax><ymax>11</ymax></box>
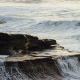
<box><xmin>0</xmin><ymin>32</ymin><xmax>56</xmax><ymax>55</ymax></box>
<box><xmin>0</xmin><ymin>33</ymin><xmax>61</xmax><ymax>79</ymax></box>
<box><xmin>0</xmin><ymin>32</ymin><xmax>80</xmax><ymax>62</ymax></box>
<box><xmin>0</xmin><ymin>32</ymin><xmax>80</xmax><ymax>80</ymax></box>
<box><xmin>4</xmin><ymin>58</ymin><xmax>61</xmax><ymax>80</ymax></box>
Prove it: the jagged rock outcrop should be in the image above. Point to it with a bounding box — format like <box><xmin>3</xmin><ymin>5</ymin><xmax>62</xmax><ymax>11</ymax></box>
<box><xmin>0</xmin><ymin>32</ymin><xmax>57</xmax><ymax>55</ymax></box>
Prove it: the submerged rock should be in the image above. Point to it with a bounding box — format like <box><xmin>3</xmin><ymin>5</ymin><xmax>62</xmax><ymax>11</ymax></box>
<box><xmin>0</xmin><ymin>32</ymin><xmax>57</xmax><ymax>55</ymax></box>
<box><xmin>0</xmin><ymin>20</ymin><xmax>6</xmax><ymax>24</ymax></box>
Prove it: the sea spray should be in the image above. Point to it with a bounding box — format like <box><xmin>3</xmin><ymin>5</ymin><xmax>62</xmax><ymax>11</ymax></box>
<box><xmin>1</xmin><ymin>55</ymin><xmax>80</xmax><ymax>80</ymax></box>
<box><xmin>56</xmin><ymin>56</ymin><xmax>80</xmax><ymax>80</ymax></box>
<box><xmin>0</xmin><ymin>56</ymin><xmax>29</xmax><ymax>80</ymax></box>
<box><xmin>0</xmin><ymin>57</ymin><xmax>57</xmax><ymax>80</ymax></box>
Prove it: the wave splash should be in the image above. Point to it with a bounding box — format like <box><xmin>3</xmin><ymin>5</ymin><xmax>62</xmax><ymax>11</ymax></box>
<box><xmin>0</xmin><ymin>62</ymin><xmax>29</xmax><ymax>80</ymax></box>
<box><xmin>56</xmin><ymin>56</ymin><xmax>80</xmax><ymax>80</ymax></box>
<box><xmin>0</xmin><ymin>56</ymin><xmax>80</xmax><ymax>80</ymax></box>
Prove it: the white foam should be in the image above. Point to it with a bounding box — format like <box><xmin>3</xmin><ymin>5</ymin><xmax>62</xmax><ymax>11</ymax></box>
<box><xmin>56</xmin><ymin>56</ymin><xmax>80</xmax><ymax>80</ymax></box>
<box><xmin>0</xmin><ymin>0</ymin><xmax>80</xmax><ymax>52</ymax></box>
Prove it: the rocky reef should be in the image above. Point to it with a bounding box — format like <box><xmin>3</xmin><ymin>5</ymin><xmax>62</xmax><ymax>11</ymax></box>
<box><xmin>0</xmin><ymin>33</ymin><xmax>80</xmax><ymax>80</ymax></box>
<box><xmin>0</xmin><ymin>32</ymin><xmax>80</xmax><ymax>60</ymax></box>
<box><xmin>4</xmin><ymin>58</ymin><xmax>61</xmax><ymax>80</ymax></box>
<box><xmin>0</xmin><ymin>33</ymin><xmax>61</xmax><ymax>80</ymax></box>
<box><xmin>0</xmin><ymin>32</ymin><xmax>56</xmax><ymax>55</ymax></box>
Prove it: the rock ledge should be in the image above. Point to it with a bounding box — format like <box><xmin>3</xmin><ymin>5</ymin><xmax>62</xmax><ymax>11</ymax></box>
<box><xmin>0</xmin><ymin>32</ymin><xmax>57</xmax><ymax>55</ymax></box>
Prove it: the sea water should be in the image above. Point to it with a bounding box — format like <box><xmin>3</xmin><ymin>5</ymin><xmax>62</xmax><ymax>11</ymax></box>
<box><xmin>0</xmin><ymin>0</ymin><xmax>80</xmax><ymax>52</ymax></box>
<box><xmin>56</xmin><ymin>56</ymin><xmax>80</xmax><ymax>80</ymax></box>
<box><xmin>0</xmin><ymin>0</ymin><xmax>80</xmax><ymax>80</ymax></box>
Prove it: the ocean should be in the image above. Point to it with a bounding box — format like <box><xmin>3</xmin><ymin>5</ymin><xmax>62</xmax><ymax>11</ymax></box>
<box><xmin>0</xmin><ymin>0</ymin><xmax>80</xmax><ymax>52</ymax></box>
<box><xmin>0</xmin><ymin>0</ymin><xmax>80</xmax><ymax>80</ymax></box>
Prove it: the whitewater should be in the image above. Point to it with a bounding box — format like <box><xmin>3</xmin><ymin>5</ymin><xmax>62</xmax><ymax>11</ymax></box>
<box><xmin>0</xmin><ymin>0</ymin><xmax>80</xmax><ymax>52</ymax></box>
<box><xmin>0</xmin><ymin>0</ymin><xmax>80</xmax><ymax>80</ymax></box>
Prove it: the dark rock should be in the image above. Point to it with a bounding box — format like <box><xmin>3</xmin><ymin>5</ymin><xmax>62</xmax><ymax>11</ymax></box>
<box><xmin>10</xmin><ymin>34</ymin><xmax>27</xmax><ymax>43</ymax></box>
<box><xmin>40</xmin><ymin>39</ymin><xmax>56</xmax><ymax>48</ymax></box>
<box><xmin>0</xmin><ymin>49</ymin><xmax>16</xmax><ymax>55</ymax></box>
<box><xmin>0</xmin><ymin>33</ymin><xmax>11</xmax><ymax>48</ymax></box>
<box><xmin>4</xmin><ymin>58</ymin><xmax>61</xmax><ymax>80</ymax></box>
<box><xmin>0</xmin><ymin>33</ymin><xmax>10</xmax><ymax>41</ymax></box>
<box><xmin>28</xmin><ymin>39</ymin><xmax>57</xmax><ymax>50</ymax></box>
<box><xmin>0</xmin><ymin>33</ymin><xmax>57</xmax><ymax>55</ymax></box>
<box><xmin>42</xmin><ymin>39</ymin><xmax>56</xmax><ymax>45</ymax></box>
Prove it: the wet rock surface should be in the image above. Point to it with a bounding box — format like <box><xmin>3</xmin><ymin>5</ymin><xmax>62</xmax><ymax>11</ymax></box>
<box><xmin>0</xmin><ymin>33</ymin><xmax>80</xmax><ymax>80</ymax></box>
<box><xmin>4</xmin><ymin>58</ymin><xmax>61</xmax><ymax>80</ymax></box>
<box><xmin>0</xmin><ymin>32</ymin><xmax>80</xmax><ymax>62</ymax></box>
